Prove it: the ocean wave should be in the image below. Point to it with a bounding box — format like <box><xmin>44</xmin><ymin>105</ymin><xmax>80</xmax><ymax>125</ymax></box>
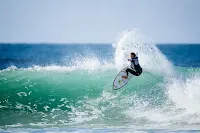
<box><xmin>0</xmin><ymin>58</ymin><xmax>115</xmax><ymax>72</ymax></box>
<box><xmin>1</xmin><ymin>30</ymin><xmax>200</xmax><ymax>129</ymax></box>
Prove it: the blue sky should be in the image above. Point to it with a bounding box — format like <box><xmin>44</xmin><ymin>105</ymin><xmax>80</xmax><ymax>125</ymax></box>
<box><xmin>0</xmin><ymin>0</ymin><xmax>200</xmax><ymax>43</ymax></box>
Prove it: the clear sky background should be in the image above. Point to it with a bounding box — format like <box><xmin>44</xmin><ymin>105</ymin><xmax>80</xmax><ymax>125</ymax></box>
<box><xmin>0</xmin><ymin>0</ymin><xmax>200</xmax><ymax>43</ymax></box>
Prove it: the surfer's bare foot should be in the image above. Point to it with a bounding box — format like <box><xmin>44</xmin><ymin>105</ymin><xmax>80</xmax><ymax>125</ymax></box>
<box><xmin>122</xmin><ymin>76</ymin><xmax>127</xmax><ymax>79</ymax></box>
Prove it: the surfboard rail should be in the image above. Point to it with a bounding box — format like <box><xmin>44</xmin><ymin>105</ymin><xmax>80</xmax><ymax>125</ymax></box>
<box><xmin>113</xmin><ymin>66</ymin><xmax>132</xmax><ymax>90</ymax></box>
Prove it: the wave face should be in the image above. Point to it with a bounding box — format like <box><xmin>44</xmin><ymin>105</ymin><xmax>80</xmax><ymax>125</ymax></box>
<box><xmin>1</xmin><ymin>31</ymin><xmax>200</xmax><ymax>129</ymax></box>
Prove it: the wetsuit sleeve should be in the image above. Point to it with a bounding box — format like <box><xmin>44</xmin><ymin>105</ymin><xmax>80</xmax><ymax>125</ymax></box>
<box><xmin>128</xmin><ymin>58</ymin><xmax>133</xmax><ymax>62</ymax></box>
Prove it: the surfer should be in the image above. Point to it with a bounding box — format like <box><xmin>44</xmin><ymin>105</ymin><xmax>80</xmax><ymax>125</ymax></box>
<box><xmin>122</xmin><ymin>52</ymin><xmax>142</xmax><ymax>79</ymax></box>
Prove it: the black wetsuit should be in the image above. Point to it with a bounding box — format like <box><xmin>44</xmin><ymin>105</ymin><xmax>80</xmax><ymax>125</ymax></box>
<box><xmin>126</xmin><ymin>56</ymin><xmax>142</xmax><ymax>76</ymax></box>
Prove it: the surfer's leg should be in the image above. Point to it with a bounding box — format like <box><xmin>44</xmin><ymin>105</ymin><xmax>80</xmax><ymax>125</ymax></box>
<box><xmin>126</xmin><ymin>69</ymin><xmax>129</xmax><ymax>77</ymax></box>
<box><xmin>122</xmin><ymin>68</ymin><xmax>139</xmax><ymax>79</ymax></box>
<box><xmin>123</xmin><ymin>68</ymin><xmax>142</xmax><ymax>79</ymax></box>
<box><xmin>137</xmin><ymin>68</ymin><xmax>143</xmax><ymax>76</ymax></box>
<box><xmin>126</xmin><ymin>68</ymin><xmax>138</xmax><ymax>76</ymax></box>
<box><xmin>122</xmin><ymin>68</ymin><xmax>130</xmax><ymax>79</ymax></box>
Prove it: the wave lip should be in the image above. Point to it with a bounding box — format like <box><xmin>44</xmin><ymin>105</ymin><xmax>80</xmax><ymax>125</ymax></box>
<box><xmin>113</xmin><ymin>29</ymin><xmax>175</xmax><ymax>77</ymax></box>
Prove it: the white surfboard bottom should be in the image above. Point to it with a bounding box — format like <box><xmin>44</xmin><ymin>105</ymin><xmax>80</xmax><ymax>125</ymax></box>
<box><xmin>113</xmin><ymin>66</ymin><xmax>132</xmax><ymax>90</ymax></box>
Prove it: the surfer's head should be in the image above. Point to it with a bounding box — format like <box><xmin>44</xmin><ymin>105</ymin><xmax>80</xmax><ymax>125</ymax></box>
<box><xmin>130</xmin><ymin>52</ymin><xmax>136</xmax><ymax>58</ymax></box>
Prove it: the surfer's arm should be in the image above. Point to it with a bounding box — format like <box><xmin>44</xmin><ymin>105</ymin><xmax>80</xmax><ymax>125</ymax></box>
<box><xmin>127</xmin><ymin>59</ymin><xmax>132</xmax><ymax>61</ymax></box>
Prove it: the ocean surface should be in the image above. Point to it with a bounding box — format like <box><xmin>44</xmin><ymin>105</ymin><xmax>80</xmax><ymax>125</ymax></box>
<box><xmin>1</xmin><ymin>32</ymin><xmax>200</xmax><ymax>132</ymax></box>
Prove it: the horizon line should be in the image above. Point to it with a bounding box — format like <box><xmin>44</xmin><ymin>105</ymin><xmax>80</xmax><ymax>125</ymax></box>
<box><xmin>0</xmin><ymin>42</ymin><xmax>200</xmax><ymax>45</ymax></box>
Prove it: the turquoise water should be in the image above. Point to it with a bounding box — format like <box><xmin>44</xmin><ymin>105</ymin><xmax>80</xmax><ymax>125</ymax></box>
<box><xmin>1</xmin><ymin>31</ymin><xmax>200</xmax><ymax>132</ymax></box>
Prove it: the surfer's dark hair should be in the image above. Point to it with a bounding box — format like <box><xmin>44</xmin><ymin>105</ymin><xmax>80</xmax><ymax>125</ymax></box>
<box><xmin>131</xmin><ymin>52</ymin><xmax>136</xmax><ymax>57</ymax></box>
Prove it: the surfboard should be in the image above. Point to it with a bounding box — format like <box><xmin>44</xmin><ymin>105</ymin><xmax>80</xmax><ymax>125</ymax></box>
<box><xmin>113</xmin><ymin>66</ymin><xmax>132</xmax><ymax>90</ymax></box>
